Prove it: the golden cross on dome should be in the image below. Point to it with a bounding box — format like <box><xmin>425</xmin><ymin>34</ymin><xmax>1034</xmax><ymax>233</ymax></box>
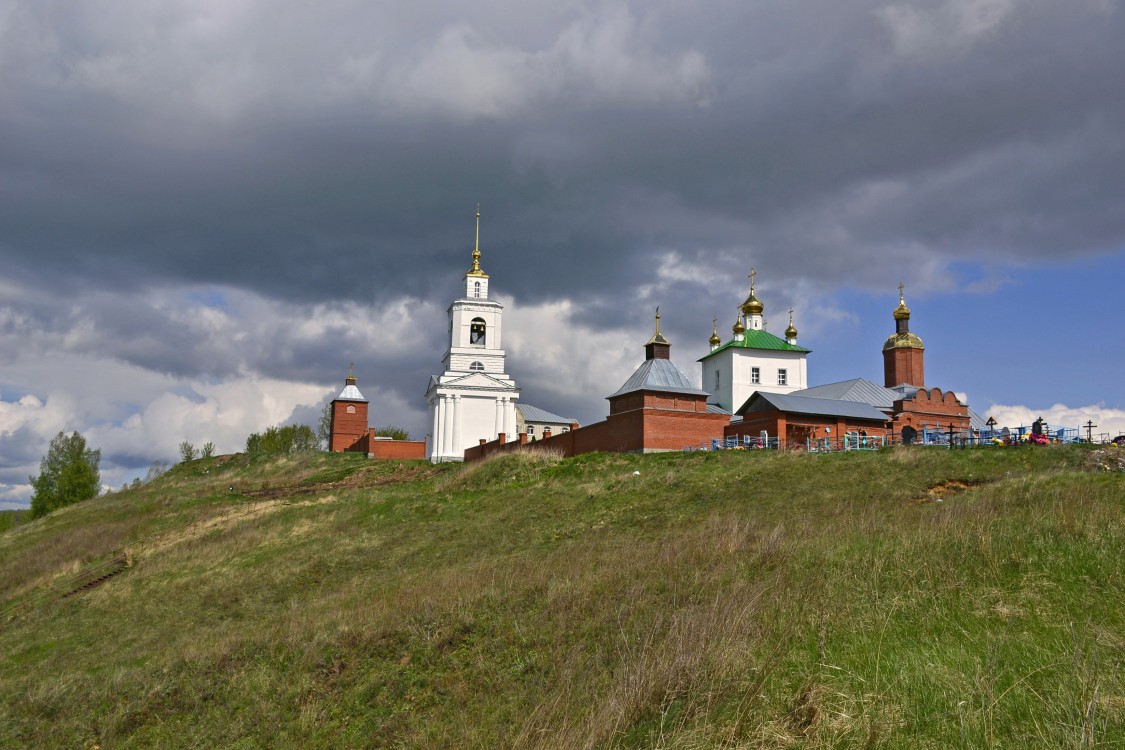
<box><xmin>898</xmin><ymin>281</ymin><xmax>905</xmax><ymax>302</ymax></box>
<box><xmin>654</xmin><ymin>306</ymin><xmax>661</xmax><ymax>334</ymax></box>
<box><xmin>749</xmin><ymin>267</ymin><xmax>757</xmax><ymax>293</ymax></box>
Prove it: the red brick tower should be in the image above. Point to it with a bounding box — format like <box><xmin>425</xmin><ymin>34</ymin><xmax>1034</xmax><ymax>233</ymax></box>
<box><xmin>329</xmin><ymin>366</ymin><xmax>370</xmax><ymax>452</ymax></box>
<box><xmin>882</xmin><ymin>284</ymin><xmax>925</xmax><ymax>388</ymax></box>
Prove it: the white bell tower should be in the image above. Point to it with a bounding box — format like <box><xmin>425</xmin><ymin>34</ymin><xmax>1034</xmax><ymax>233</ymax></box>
<box><xmin>425</xmin><ymin>208</ymin><xmax>520</xmax><ymax>462</ymax></box>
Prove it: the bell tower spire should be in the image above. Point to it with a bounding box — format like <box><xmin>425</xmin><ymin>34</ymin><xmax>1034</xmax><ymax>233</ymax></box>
<box><xmin>882</xmin><ymin>283</ymin><xmax>925</xmax><ymax>387</ymax></box>
<box><xmin>464</xmin><ymin>205</ymin><xmax>490</xmax><ymax>299</ymax></box>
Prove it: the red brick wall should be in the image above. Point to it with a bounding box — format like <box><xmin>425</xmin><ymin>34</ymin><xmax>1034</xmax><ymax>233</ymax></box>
<box><xmin>330</xmin><ymin>400</ymin><xmax>369</xmax><ymax>452</ymax></box>
<box><xmin>883</xmin><ymin>346</ymin><xmax>925</xmax><ymax>388</ymax></box>
<box><xmin>893</xmin><ymin>387</ymin><xmax>971</xmax><ymax>434</ymax></box>
<box><xmin>368</xmin><ymin>436</ymin><xmax>427</xmax><ymax>460</ymax></box>
<box><xmin>464</xmin><ymin>393</ymin><xmax>730</xmax><ymax>462</ymax></box>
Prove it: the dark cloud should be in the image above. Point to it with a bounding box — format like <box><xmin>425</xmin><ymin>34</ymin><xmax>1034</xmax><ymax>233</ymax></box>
<box><xmin>2</xmin><ymin>0</ymin><xmax>1125</xmax><ymax>500</ymax></box>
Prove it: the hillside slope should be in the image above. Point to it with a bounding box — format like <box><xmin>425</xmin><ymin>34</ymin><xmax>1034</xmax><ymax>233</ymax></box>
<box><xmin>1</xmin><ymin>446</ymin><xmax>1123</xmax><ymax>749</ymax></box>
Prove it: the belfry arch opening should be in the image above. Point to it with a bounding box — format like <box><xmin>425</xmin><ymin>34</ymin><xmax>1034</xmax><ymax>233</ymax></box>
<box><xmin>470</xmin><ymin>318</ymin><xmax>486</xmax><ymax>346</ymax></box>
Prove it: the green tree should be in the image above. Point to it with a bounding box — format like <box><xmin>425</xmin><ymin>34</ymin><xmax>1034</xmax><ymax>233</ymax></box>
<box><xmin>317</xmin><ymin>403</ymin><xmax>332</xmax><ymax>450</ymax></box>
<box><xmin>373</xmin><ymin>425</ymin><xmax>411</xmax><ymax>441</ymax></box>
<box><xmin>201</xmin><ymin>441</ymin><xmax>216</xmax><ymax>459</ymax></box>
<box><xmin>29</xmin><ymin>431</ymin><xmax>101</xmax><ymax>519</ymax></box>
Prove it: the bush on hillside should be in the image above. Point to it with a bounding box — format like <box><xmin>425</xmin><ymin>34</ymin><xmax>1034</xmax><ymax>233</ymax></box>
<box><xmin>245</xmin><ymin>425</ymin><xmax>319</xmax><ymax>458</ymax></box>
<box><xmin>373</xmin><ymin>425</ymin><xmax>411</xmax><ymax>441</ymax></box>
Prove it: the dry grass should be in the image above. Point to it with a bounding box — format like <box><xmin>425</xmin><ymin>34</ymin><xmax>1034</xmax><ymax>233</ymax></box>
<box><xmin>1</xmin><ymin>446</ymin><xmax>1122</xmax><ymax>749</ymax></box>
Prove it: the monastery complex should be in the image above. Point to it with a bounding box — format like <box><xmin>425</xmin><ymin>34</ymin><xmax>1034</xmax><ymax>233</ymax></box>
<box><xmin>329</xmin><ymin>211</ymin><xmax>986</xmax><ymax>462</ymax></box>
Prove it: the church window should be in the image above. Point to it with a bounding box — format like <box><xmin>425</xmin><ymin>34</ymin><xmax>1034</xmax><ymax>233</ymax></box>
<box><xmin>778</xmin><ymin>369</ymin><xmax>788</xmax><ymax>386</ymax></box>
<box><xmin>751</xmin><ymin>367</ymin><xmax>760</xmax><ymax>384</ymax></box>
<box><xmin>346</xmin><ymin>405</ymin><xmax>356</xmax><ymax>414</ymax></box>
<box><xmin>474</xmin><ymin>281</ymin><xmax>481</xmax><ymax>298</ymax></box>
<box><xmin>470</xmin><ymin>317</ymin><xmax>486</xmax><ymax>345</ymax></box>
<box><xmin>714</xmin><ymin>370</ymin><xmax>720</xmax><ymax>390</ymax></box>
<box><xmin>470</xmin><ymin>361</ymin><xmax>485</xmax><ymax>371</ymax></box>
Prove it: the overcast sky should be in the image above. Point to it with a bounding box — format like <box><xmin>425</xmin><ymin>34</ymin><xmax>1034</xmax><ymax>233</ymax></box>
<box><xmin>3</xmin><ymin>0</ymin><xmax>1125</xmax><ymax>506</ymax></box>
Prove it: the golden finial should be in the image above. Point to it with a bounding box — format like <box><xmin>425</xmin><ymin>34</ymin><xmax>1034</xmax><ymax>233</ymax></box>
<box><xmin>750</xmin><ymin>267</ymin><xmax>757</xmax><ymax>295</ymax></box>
<box><xmin>346</xmin><ymin>362</ymin><xmax>356</xmax><ymax>384</ymax></box>
<box><xmin>709</xmin><ymin>316</ymin><xmax>721</xmax><ymax>347</ymax></box>
<box><xmin>732</xmin><ymin>309</ymin><xmax>746</xmax><ymax>335</ymax></box>
<box><xmin>646</xmin><ymin>305</ymin><xmax>670</xmax><ymax>345</ymax></box>
<box><xmin>785</xmin><ymin>308</ymin><xmax>797</xmax><ymax>340</ymax></box>
<box><xmin>467</xmin><ymin>204</ymin><xmax>487</xmax><ymax>277</ymax></box>
<box><xmin>894</xmin><ymin>282</ymin><xmax>911</xmax><ymax>320</ymax></box>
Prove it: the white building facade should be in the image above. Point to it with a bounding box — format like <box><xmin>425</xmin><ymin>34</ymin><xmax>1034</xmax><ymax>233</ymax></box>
<box><xmin>425</xmin><ymin>211</ymin><xmax>520</xmax><ymax>462</ymax></box>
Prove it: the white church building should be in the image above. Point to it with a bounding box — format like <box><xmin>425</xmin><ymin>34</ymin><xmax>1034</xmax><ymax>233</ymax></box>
<box><xmin>425</xmin><ymin>210</ymin><xmax>520</xmax><ymax>462</ymax></box>
<box><xmin>698</xmin><ymin>270</ymin><xmax>810</xmax><ymax>413</ymax></box>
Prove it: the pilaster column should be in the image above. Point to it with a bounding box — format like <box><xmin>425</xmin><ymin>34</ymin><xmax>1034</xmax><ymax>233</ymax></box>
<box><xmin>441</xmin><ymin>396</ymin><xmax>452</xmax><ymax>457</ymax></box>
<box><xmin>494</xmin><ymin>396</ymin><xmax>504</xmax><ymax>439</ymax></box>
<box><xmin>431</xmin><ymin>398</ymin><xmax>441</xmax><ymax>458</ymax></box>
<box><xmin>504</xmin><ymin>397</ymin><xmax>515</xmax><ymax>438</ymax></box>
<box><xmin>452</xmin><ymin>395</ymin><xmax>462</xmax><ymax>456</ymax></box>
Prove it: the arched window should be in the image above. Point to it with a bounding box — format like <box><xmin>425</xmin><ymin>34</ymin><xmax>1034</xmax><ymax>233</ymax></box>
<box><xmin>470</xmin><ymin>317</ymin><xmax>486</xmax><ymax>345</ymax></box>
<box><xmin>474</xmin><ymin>281</ymin><xmax>481</xmax><ymax>298</ymax></box>
<box><xmin>470</xmin><ymin>361</ymin><xmax>485</xmax><ymax>371</ymax></box>
<box><xmin>346</xmin><ymin>405</ymin><xmax>356</xmax><ymax>414</ymax></box>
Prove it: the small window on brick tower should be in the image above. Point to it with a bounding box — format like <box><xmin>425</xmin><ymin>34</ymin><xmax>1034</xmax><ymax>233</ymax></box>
<box><xmin>778</xmin><ymin>369</ymin><xmax>788</xmax><ymax>386</ymax></box>
<box><xmin>470</xmin><ymin>361</ymin><xmax>484</xmax><ymax>371</ymax></box>
<box><xmin>470</xmin><ymin>318</ymin><xmax>486</xmax><ymax>345</ymax></box>
<box><xmin>474</xmin><ymin>281</ymin><xmax>481</xmax><ymax>298</ymax></box>
<box><xmin>346</xmin><ymin>405</ymin><xmax>356</xmax><ymax>414</ymax></box>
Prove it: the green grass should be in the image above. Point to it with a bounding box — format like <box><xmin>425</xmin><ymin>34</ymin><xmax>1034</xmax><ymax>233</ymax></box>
<box><xmin>1</xmin><ymin>445</ymin><xmax>1123</xmax><ymax>749</ymax></box>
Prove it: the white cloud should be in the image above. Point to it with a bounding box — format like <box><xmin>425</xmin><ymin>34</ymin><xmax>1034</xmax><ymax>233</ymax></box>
<box><xmin>987</xmin><ymin>402</ymin><xmax>1125</xmax><ymax>439</ymax></box>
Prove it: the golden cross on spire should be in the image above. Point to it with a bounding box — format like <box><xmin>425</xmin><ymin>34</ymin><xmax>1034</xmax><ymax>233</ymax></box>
<box><xmin>898</xmin><ymin>281</ymin><xmax>905</xmax><ymax>303</ymax></box>
<box><xmin>654</xmin><ymin>306</ymin><xmax>661</xmax><ymax>334</ymax></box>
<box><xmin>788</xmin><ymin>308</ymin><xmax>793</xmax><ymax>324</ymax></box>
<box><xmin>470</xmin><ymin>205</ymin><xmax>482</xmax><ymax>273</ymax></box>
<box><xmin>749</xmin><ymin>267</ymin><xmax>757</xmax><ymax>293</ymax></box>
<box><xmin>712</xmin><ymin>315</ymin><xmax>718</xmax><ymax>331</ymax></box>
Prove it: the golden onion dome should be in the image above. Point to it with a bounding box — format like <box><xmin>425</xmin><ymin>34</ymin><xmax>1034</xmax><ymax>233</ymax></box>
<box><xmin>740</xmin><ymin>268</ymin><xmax>764</xmax><ymax>316</ymax></box>
<box><xmin>882</xmin><ymin>332</ymin><xmax>924</xmax><ymax>351</ymax></box>
<box><xmin>784</xmin><ymin>320</ymin><xmax>797</xmax><ymax>340</ymax></box>
<box><xmin>741</xmin><ymin>293</ymin><xmax>764</xmax><ymax>317</ymax></box>
<box><xmin>708</xmin><ymin>318</ymin><xmax>722</xmax><ymax>347</ymax></box>
<box><xmin>732</xmin><ymin>313</ymin><xmax>746</xmax><ymax>335</ymax></box>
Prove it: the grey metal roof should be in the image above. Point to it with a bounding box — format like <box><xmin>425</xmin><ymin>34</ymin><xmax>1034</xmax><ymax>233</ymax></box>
<box><xmin>336</xmin><ymin>383</ymin><xmax>366</xmax><ymax>401</ymax></box>
<box><xmin>607</xmin><ymin>358</ymin><xmax>710</xmax><ymax>399</ymax></box>
<box><xmin>737</xmin><ymin>391</ymin><xmax>890</xmax><ymax>422</ymax></box>
<box><xmin>792</xmin><ymin>378</ymin><xmax>900</xmax><ymax>410</ymax></box>
<box><xmin>706</xmin><ymin>403</ymin><xmax>732</xmax><ymax>415</ymax></box>
<box><xmin>517</xmin><ymin>403</ymin><xmax>575</xmax><ymax>424</ymax></box>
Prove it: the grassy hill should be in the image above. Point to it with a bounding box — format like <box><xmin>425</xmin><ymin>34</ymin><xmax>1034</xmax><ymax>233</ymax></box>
<box><xmin>1</xmin><ymin>445</ymin><xmax>1123</xmax><ymax>749</ymax></box>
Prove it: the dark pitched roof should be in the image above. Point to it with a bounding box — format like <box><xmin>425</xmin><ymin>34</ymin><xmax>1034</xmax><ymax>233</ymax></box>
<box><xmin>736</xmin><ymin>391</ymin><xmax>890</xmax><ymax>422</ymax></box>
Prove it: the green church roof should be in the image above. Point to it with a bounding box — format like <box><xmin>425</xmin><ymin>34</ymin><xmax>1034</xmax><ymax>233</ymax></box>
<box><xmin>699</xmin><ymin>329</ymin><xmax>811</xmax><ymax>361</ymax></box>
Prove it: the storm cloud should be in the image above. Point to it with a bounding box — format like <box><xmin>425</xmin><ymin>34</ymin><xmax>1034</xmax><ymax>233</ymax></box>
<box><xmin>3</xmin><ymin>0</ymin><xmax>1125</xmax><ymax>503</ymax></box>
